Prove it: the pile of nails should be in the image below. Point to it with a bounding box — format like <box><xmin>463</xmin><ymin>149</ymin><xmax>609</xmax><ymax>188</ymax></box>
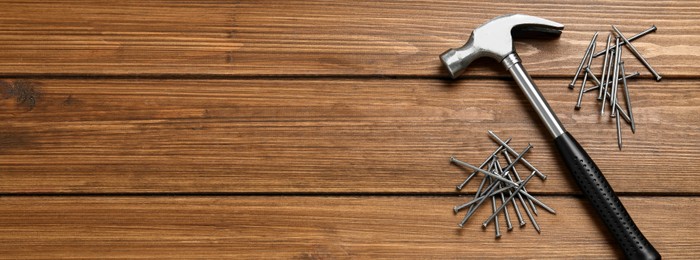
<box><xmin>569</xmin><ymin>25</ymin><xmax>660</xmax><ymax>150</ymax></box>
<box><xmin>450</xmin><ymin>131</ymin><xmax>555</xmax><ymax>238</ymax></box>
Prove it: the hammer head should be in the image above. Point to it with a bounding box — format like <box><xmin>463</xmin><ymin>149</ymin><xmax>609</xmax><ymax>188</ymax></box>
<box><xmin>440</xmin><ymin>14</ymin><xmax>564</xmax><ymax>78</ymax></box>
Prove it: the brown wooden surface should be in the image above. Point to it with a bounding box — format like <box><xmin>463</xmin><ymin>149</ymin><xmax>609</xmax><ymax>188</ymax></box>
<box><xmin>0</xmin><ymin>0</ymin><xmax>698</xmax><ymax>77</ymax></box>
<box><xmin>1</xmin><ymin>0</ymin><xmax>699</xmax><ymax>258</ymax></box>
<box><xmin>0</xmin><ymin>78</ymin><xmax>698</xmax><ymax>194</ymax></box>
<box><xmin>0</xmin><ymin>196</ymin><xmax>697</xmax><ymax>259</ymax></box>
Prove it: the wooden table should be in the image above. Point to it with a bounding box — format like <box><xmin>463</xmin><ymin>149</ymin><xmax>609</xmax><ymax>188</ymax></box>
<box><xmin>0</xmin><ymin>1</ymin><xmax>698</xmax><ymax>258</ymax></box>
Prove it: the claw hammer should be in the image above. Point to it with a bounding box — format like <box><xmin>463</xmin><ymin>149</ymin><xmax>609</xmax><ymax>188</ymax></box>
<box><xmin>440</xmin><ymin>14</ymin><xmax>660</xmax><ymax>260</ymax></box>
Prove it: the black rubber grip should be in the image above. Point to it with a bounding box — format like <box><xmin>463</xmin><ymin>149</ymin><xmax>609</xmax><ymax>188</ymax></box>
<box><xmin>554</xmin><ymin>132</ymin><xmax>660</xmax><ymax>260</ymax></box>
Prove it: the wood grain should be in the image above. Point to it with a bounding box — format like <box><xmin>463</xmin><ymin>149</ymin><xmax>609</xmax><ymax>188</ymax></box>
<box><xmin>0</xmin><ymin>0</ymin><xmax>697</xmax><ymax>77</ymax></box>
<box><xmin>0</xmin><ymin>78</ymin><xmax>697</xmax><ymax>194</ymax></box>
<box><xmin>1</xmin><ymin>2</ymin><xmax>698</xmax><ymax>258</ymax></box>
<box><xmin>0</xmin><ymin>196</ymin><xmax>695</xmax><ymax>259</ymax></box>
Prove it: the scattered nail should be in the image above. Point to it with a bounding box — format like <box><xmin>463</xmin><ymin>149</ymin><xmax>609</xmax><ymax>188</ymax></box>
<box><xmin>451</xmin><ymin>132</ymin><xmax>552</xmax><ymax>237</ymax></box>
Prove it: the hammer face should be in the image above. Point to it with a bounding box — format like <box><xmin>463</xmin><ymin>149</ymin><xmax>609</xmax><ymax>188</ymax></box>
<box><xmin>440</xmin><ymin>48</ymin><xmax>465</xmax><ymax>79</ymax></box>
<box><xmin>440</xmin><ymin>35</ymin><xmax>479</xmax><ymax>79</ymax></box>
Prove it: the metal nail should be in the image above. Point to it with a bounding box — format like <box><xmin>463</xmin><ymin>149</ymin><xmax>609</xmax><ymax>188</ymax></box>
<box><xmin>494</xmin><ymin>159</ymin><xmax>513</xmax><ymax>231</ymax></box>
<box><xmin>601</xmin><ymin>89</ymin><xmax>632</xmax><ymax>125</ymax></box>
<box><xmin>583</xmin><ymin>71</ymin><xmax>639</xmax><ymax>93</ymax></box>
<box><xmin>519</xmin><ymin>190</ymin><xmax>557</xmax><ymax>215</ymax></box>
<box><xmin>576</xmin><ymin>33</ymin><xmax>598</xmax><ymax>109</ymax></box>
<box><xmin>501</xmin><ymin>188</ymin><xmax>524</xmax><ymax>231</ymax></box>
<box><xmin>463</xmin><ymin>160</ymin><xmax>501</xmax><ymax>221</ymax></box>
<box><xmin>487</xmin><ymin>130</ymin><xmax>546</xmax><ymax>180</ymax></box>
<box><xmin>612</xmin><ymin>25</ymin><xmax>662</xmax><ymax>81</ymax></box>
<box><xmin>494</xmin><ymin>186</ymin><xmax>513</xmax><ymax>230</ymax></box>
<box><xmin>497</xmin><ymin>158</ymin><xmax>526</xmax><ymax>226</ymax></box>
<box><xmin>611</xmin><ymin>37</ymin><xmax>623</xmax><ymax>117</ymax></box>
<box><xmin>460</xmin><ymin>171</ymin><xmax>510</xmax><ymax>226</ymax></box>
<box><xmin>483</xmin><ymin>172</ymin><xmax>537</xmax><ymax>227</ymax></box>
<box><xmin>496</xmin><ymin>151</ymin><xmax>534</xmax><ymax>220</ymax></box>
<box><xmin>501</xmin><ymin>144</ymin><xmax>533</xmax><ymax>175</ymax></box>
<box><xmin>491</xmin><ymin>192</ymin><xmax>501</xmax><ymax>238</ymax></box>
<box><xmin>593</xmin><ymin>25</ymin><xmax>657</xmax><ymax>57</ymax></box>
<box><xmin>569</xmin><ymin>32</ymin><xmax>599</xmax><ymax>89</ymax></box>
<box><xmin>467</xmin><ymin>159</ymin><xmax>500</xmax><ymax>217</ymax></box>
<box><xmin>519</xmin><ymin>189</ymin><xmax>541</xmax><ymax>233</ymax></box>
<box><xmin>450</xmin><ymin>157</ymin><xmax>520</xmax><ymax>187</ymax></box>
<box><xmin>575</xmin><ymin>69</ymin><xmax>591</xmax><ymax>109</ymax></box>
<box><xmin>597</xmin><ymin>34</ymin><xmax>612</xmax><ymax>100</ymax></box>
<box><xmin>616</xmin><ymin>109</ymin><xmax>622</xmax><ymax>150</ymax></box>
<box><xmin>586</xmin><ymin>67</ymin><xmax>601</xmax><ymax>86</ymax></box>
<box><xmin>502</xmin><ymin>151</ymin><xmax>538</xmax><ymax>217</ymax></box>
<box><xmin>466</xmin><ymin>160</ymin><xmax>494</xmax><ymax>216</ymax></box>
<box><xmin>601</xmin><ymin>48</ymin><xmax>615</xmax><ymax>115</ymax></box>
<box><xmin>602</xmin><ymin>38</ymin><xmax>616</xmax><ymax>104</ymax></box>
<box><xmin>454</xmin><ymin>186</ymin><xmax>511</xmax><ymax>213</ymax></box>
<box><xmin>620</xmin><ymin>61</ymin><xmax>636</xmax><ymax>133</ymax></box>
<box><xmin>583</xmin><ymin>86</ymin><xmax>598</xmax><ymax>93</ymax></box>
<box><xmin>455</xmin><ymin>138</ymin><xmax>512</xmax><ymax>190</ymax></box>
<box><xmin>506</xmin><ymin>188</ymin><xmax>526</xmax><ymax>228</ymax></box>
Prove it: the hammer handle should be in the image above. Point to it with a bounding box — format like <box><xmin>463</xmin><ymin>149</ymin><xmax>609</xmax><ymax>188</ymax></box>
<box><xmin>504</xmin><ymin>54</ymin><xmax>659</xmax><ymax>258</ymax></box>
<box><xmin>554</xmin><ymin>132</ymin><xmax>661</xmax><ymax>260</ymax></box>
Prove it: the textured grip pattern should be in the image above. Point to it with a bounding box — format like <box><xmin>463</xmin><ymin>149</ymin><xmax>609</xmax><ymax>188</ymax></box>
<box><xmin>555</xmin><ymin>132</ymin><xmax>660</xmax><ymax>260</ymax></box>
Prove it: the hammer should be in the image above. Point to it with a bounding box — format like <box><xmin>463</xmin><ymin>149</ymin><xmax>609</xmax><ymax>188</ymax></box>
<box><xmin>440</xmin><ymin>14</ymin><xmax>660</xmax><ymax>260</ymax></box>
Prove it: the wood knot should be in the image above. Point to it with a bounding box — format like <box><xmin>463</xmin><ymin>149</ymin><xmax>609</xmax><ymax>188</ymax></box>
<box><xmin>1</xmin><ymin>80</ymin><xmax>41</xmax><ymax>110</ymax></box>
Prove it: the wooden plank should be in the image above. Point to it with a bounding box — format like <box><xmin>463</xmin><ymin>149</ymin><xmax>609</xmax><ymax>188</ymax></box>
<box><xmin>0</xmin><ymin>78</ymin><xmax>697</xmax><ymax>193</ymax></box>
<box><xmin>0</xmin><ymin>0</ymin><xmax>697</xmax><ymax>77</ymax></box>
<box><xmin>0</xmin><ymin>196</ymin><xmax>695</xmax><ymax>258</ymax></box>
